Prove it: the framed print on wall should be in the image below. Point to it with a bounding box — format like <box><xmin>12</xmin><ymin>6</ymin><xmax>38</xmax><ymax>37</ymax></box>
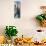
<box><xmin>14</xmin><ymin>1</ymin><xmax>21</xmax><ymax>18</ymax></box>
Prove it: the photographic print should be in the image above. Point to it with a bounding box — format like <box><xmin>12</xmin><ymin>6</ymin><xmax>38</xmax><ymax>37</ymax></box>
<box><xmin>14</xmin><ymin>1</ymin><xmax>21</xmax><ymax>18</ymax></box>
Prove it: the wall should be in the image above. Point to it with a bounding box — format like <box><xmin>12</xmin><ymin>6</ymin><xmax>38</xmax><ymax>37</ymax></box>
<box><xmin>0</xmin><ymin>0</ymin><xmax>46</xmax><ymax>39</ymax></box>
